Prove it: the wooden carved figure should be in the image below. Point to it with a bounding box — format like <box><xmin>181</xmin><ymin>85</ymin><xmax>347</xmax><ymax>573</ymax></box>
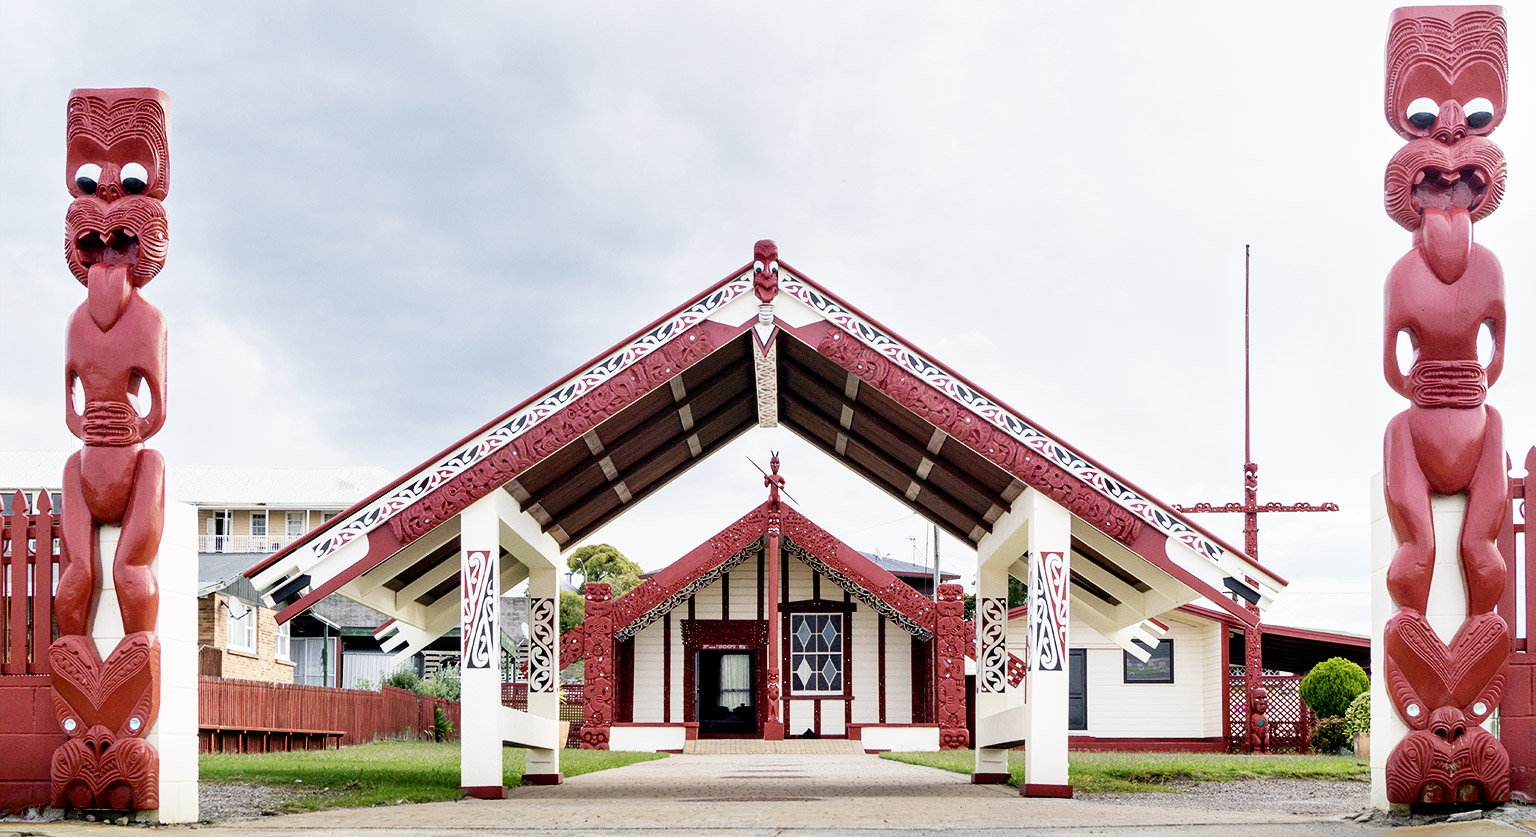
<box><xmin>50</xmin><ymin>87</ymin><xmax>171</xmax><ymax>812</ymax></box>
<box><xmin>1379</xmin><ymin>7</ymin><xmax>1511</xmax><ymax>804</ymax></box>
<box><xmin>1245</xmin><ymin>687</ymin><xmax>1270</xmax><ymax>754</ymax></box>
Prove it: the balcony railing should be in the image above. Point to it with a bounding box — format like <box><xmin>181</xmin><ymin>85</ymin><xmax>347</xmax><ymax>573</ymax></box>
<box><xmin>198</xmin><ymin>533</ymin><xmax>305</xmax><ymax>554</ymax></box>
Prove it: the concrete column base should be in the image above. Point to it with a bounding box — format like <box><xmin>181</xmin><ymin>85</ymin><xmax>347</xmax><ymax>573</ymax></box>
<box><xmin>1022</xmin><ymin>783</ymin><xmax>1074</xmax><ymax>798</ymax></box>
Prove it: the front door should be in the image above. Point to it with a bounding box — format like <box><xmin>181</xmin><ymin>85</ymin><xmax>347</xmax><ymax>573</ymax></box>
<box><xmin>696</xmin><ymin>650</ymin><xmax>757</xmax><ymax>736</ymax></box>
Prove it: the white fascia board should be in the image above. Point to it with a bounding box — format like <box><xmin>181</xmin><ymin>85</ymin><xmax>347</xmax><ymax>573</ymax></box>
<box><xmin>250</xmin><ymin>527</ymin><xmax>369</xmax><ymax>608</ymax></box>
<box><xmin>1165</xmin><ymin>538</ymin><xmax>1279</xmax><ymax>609</ymax></box>
<box><xmin>356</xmin><ymin>516</ymin><xmax>461</xmax><ymax>597</ymax></box>
<box><xmin>1072</xmin><ymin>520</ymin><xmax>1198</xmax><ymax>616</ymax></box>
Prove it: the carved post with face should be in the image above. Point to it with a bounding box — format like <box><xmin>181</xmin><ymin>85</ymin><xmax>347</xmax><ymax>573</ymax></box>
<box><xmin>1379</xmin><ymin>8</ymin><xmax>1511</xmax><ymax>805</ymax></box>
<box><xmin>50</xmin><ymin>87</ymin><xmax>171</xmax><ymax>812</ymax></box>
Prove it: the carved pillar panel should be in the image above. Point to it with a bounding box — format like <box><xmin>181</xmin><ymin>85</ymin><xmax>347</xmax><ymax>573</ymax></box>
<box><xmin>51</xmin><ymin>87</ymin><xmax>173</xmax><ymax>815</ymax></box>
<box><xmin>972</xmin><ymin>545</ymin><xmax>1012</xmax><ymax>781</ymax></box>
<box><xmin>934</xmin><ymin>583</ymin><xmax>969</xmax><ymax>750</ymax></box>
<box><xmin>580</xmin><ymin>582</ymin><xmax>615</xmax><ymax>749</ymax></box>
<box><xmin>459</xmin><ymin>498</ymin><xmax>505</xmax><ymax>798</ymax></box>
<box><xmin>1375</xmin><ymin>5</ymin><xmax>1512</xmax><ymax>808</ymax></box>
<box><xmin>1022</xmin><ymin>488</ymin><xmax>1072</xmax><ymax>798</ymax></box>
<box><xmin>524</xmin><ymin>566</ymin><xmax>562</xmax><ymax>782</ymax></box>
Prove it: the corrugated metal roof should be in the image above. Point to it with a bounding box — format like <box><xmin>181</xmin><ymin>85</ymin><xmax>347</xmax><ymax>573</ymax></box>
<box><xmin>0</xmin><ymin>451</ymin><xmax>391</xmax><ymax>507</ymax></box>
<box><xmin>860</xmin><ymin>550</ymin><xmax>959</xmax><ymax>580</ymax></box>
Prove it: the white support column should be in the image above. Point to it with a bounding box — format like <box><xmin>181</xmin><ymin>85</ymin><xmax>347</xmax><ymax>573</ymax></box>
<box><xmin>972</xmin><ymin>548</ymin><xmax>1017</xmax><ymax>782</ymax></box>
<box><xmin>523</xmin><ymin>563</ymin><xmax>563</xmax><ymax>783</ymax></box>
<box><xmin>1021</xmin><ymin>488</ymin><xmax>1073</xmax><ymax>798</ymax></box>
<box><xmin>459</xmin><ymin>496</ymin><xmax>506</xmax><ymax>798</ymax></box>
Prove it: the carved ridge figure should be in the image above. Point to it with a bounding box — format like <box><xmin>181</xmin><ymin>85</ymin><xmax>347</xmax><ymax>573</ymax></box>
<box><xmin>50</xmin><ymin>87</ymin><xmax>172</xmax><ymax>812</ymax></box>
<box><xmin>1379</xmin><ymin>8</ymin><xmax>1511</xmax><ymax>804</ymax></box>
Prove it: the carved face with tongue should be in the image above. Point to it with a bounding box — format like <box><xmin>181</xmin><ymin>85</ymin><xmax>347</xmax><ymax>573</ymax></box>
<box><xmin>64</xmin><ymin>89</ymin><xmax>171</xmax><ymax>328</ymax></box>
<box><xmin>1381</xmin><ymin>7</ymin><xmax>1508</xmax><ymax>281</ymax></box>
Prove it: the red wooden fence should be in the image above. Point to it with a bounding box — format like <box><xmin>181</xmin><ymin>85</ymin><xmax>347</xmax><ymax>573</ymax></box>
<box><xmin>1227</xmin><ymin>673</ymin><xmax>1315</xmax><ymax>754</ymax></box>
<box><xmin>198</xmin><ymin>677</ymin><xmax>461</xmax><ymax>753</ymax></box>
<box><xmin>1</xmin><ymin>491</ymin><xmax>60</xmax><ymax>675</ymax></box>
<box><xmin>1499</xmin><ymin>446</ymin><xmax>1532</xmax><ymax>801</ymax></box>
<box><xmin>502</xmin><ymin>681</ymin><xmax>584</xmax><ymax>741</ymax></box>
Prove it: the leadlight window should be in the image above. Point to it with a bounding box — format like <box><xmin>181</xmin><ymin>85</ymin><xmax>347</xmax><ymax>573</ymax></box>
<box><xmin>1123</xmin><ymin>638</ymin><xmax>1174</xmax><ymax>683</ymax></box>
<box><xmin>789</xmin><ymin>613</ymin><xmax>843</xmax><ymax>694</ymax></box>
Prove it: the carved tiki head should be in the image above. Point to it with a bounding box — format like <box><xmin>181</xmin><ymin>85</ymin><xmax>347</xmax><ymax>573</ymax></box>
<box><xmin>65</xmin><ymin>88</ymin><xmax>171</xmax><ymax>287</ymax></box>
<box><xmin>1383</xmin><ymin>7</ymin><xmax>1508</xmax><ymax>230</ymax></box>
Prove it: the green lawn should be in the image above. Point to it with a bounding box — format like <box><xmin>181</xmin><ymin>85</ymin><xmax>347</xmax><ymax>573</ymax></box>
<box><xmin>200</xmin><ymin>742</ymin><xmax>665</xmax><ymax>811</ymax></box>
<box><xmin>881</xmin><ymin>750</ymin><xmax>1368</xmax><ymax>794</ymax></box>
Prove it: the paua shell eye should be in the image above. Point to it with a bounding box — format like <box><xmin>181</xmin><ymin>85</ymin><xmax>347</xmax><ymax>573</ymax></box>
<box><xmin>1464</xmin><ymin>97</ymin><xmax>1495</xmax><ymax>130</ymax></box>
<box><xmin>74</xmin><ymin>163</ymin><xmax>102</xmax><ymax>194</ymax></box>
<box><xmin>1406</xmin><ymin>97</ymin><xmax>1439</xmax><ymax>130</ymax></box>
<box><xmin>121</xmin><ymin>162</ymin><xmax>149</xmax><ymax>194</ymax></box>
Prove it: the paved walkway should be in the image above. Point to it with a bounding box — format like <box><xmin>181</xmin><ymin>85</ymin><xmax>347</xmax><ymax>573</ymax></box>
<box><xmin>684</xmin><ymin>739</ymin><xmax>862</xmax><ymax>754</ymax></box>
<box><xmin>10</xmin><ymin>752</ymin><xmax>1536</xmax><ymax>836</ymax></box>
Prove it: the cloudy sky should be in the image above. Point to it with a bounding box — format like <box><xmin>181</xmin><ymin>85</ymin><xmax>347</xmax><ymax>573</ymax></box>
<box><xmin>1</xmin><ymin>2</ymin><xmax>1530</xmax><ymax>637</ymax></box>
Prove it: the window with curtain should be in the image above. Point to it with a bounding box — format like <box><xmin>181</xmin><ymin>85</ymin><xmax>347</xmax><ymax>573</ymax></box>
<box><xmin>790</xmin><ymin>613</ymin><xmax>843</xmax><ymax>694</ymax></box>
<box><xmin>287</xmin><ymin>511</ymin><xmax>306</xmax><ymax>537</ymax></box>
<box><xmin>275</xmin><ymin>620</ymin><xmax>291</xmax><ymax>661</ymax></box>
<box><xmin>250</xmin><ymin>510</ymin><xmax>267</xmax><ymax>539</ymax></box>
<box><xmin>717</xmin><ymin>654</ymin><xmax>751</xmax><ymax>710</ymax></box>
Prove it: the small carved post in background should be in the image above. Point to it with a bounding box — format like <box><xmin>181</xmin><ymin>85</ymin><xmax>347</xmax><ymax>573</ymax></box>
<box><xmin>934</xmin><ymin>583</ymin><xmax>969</xmax><ymax>750</ymax></box>
<box><xmin>1376</xmin><ymin>5</ymin><xmax>1511</xmax><ymax>806</ymax></box>
<box><xmin>50</xmin><ymin>88</ymin><xmax>172</xmax><ymax>813</ymax></box>
<box><xmin>580</xmin><ymin>582</ymin><xmax>614</xmax><ymax>749</ymax></box>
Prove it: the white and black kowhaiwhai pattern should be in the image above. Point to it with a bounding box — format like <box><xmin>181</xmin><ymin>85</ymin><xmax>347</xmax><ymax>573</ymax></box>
<box><xmin>528</xmin><ymin>596</ymin><xmax>557</xmax><ymax>693</ymax></box>
<box><xmin>296</xmin><ymin>274</ymin><xmax>753</xmax><ymax>567</ymax></box>
<box><xmin>462</xmin><ymin>550</ymin><xmax>497</xmax><ymax>670</ymax></box>
<box><xmin>779</xmin><ymin>271</ymin><xmax>1232</xmax><ymax>570</ymax></box>
<box><xmin>978</xmin><ymin>596</ymin><xmax>1007</xmax><ymax>693</ymax></box>
<box><xmin>613</xmin><ymin>539</ymin><xmax>764</xmax><ymax>641</ymax></box>
<box><xmin>782</xmin><ymin>540</ymin><xmax>933</xmax><ymax>641</ymax></box>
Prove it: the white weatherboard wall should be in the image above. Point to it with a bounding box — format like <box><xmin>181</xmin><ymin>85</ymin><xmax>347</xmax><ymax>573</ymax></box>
<box><xmin>1008</xmin><ymin>611</ymin><xmax>1223</xmax><ymax>740</ymax></box>
<box><xmin>91</xmin><ymin>500</ymin><xmax>198</xmax><ymax>823</ymax></box>
<box><xmin>623</xmin><ymin>548</ymin><xmax>915</xmax><ymax>732</ymax></box>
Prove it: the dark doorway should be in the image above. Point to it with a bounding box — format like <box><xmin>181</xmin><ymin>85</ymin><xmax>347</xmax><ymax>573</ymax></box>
<box><xmin>697</xmin><ymin>650</ymin><xmax>757</xmax><ymax>736</ymax></box>
<box><xmin>1068</xmin><ymin>649</ymin><xmax>1087</xmax><ymax>730</ymax></box>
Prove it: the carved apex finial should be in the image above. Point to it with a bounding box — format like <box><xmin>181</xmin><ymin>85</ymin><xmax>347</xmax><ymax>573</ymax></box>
<box><xmin>753</xmin><ymin>239</ymin><xmax>779</xmax><ymax>303</ymax></box>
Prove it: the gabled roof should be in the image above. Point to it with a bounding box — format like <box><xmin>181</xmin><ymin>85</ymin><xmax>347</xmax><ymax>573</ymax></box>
<box><xmin>862</xmin><ymin>551</ymin><xmax>960</xmax><ymax>582</ymax></box>
<box><xmin>249</xmin><ymin>247</ymin><xmax>1286</xmax><ymax>629</ymax></box>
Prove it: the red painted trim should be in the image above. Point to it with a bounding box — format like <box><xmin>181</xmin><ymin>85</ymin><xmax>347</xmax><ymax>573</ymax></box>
<box><xmin>756</xmin><ymin>546</ymin><xmax>765</xmax><ymax>622</ymax></box>
<box><xmin>1176</xmin><ymin>603</ymin><xmax>1371</xmax><ymax>646</ymax></box>
<box><xmin>663</xmin><ymin>612</ymin><xmax>672</xmax><ymax>724</ymax></box>
<box><xmin>1021</xmin><ymin>783</ymin><xmax>1073</xmax><ymax>798</ymax></box>
<box><xmin>372</xmin><ymin>618</ymin><xmax>396</xmax><ymax>638</ymax></box>
<box><xmin>878</xmin><ymin>618</ymin><xmax>888</xmax><ymax>724</ymax></box>
<box><xmin>864</xmin><ymin>749</ymin><xmax>890</xmax><ymax>754</ymax></box>
<box><xmin>275</xmin><ymin>526</ymin><xmax>402</xmax><ymax>624</ymax></box>
<box><xmin>972</xmin><ymin>773</ymin><xmax>1010</xmax><ymax>784</ymax></box>
<box><xmin>521</xmin><ymin>774</ymin><xmax>564</xmax><ymax>786</ymax></box>
<box><xmin>814</xmin><ymin>698</ymin><xmax>822</xmax><ymax>736</ymax></box>
<box><xmin>617</xmin><ymin>636</ymin><xmax>635</xmax><ymax>724</ymax></box>
<box><xmin>685</xmin><ymin>722</ymin><xmax>699</xmax><ymax>741</ymax></box>
<box><xmin>658</xmin><ymin>749</ymin><xmax>684</xmax><ymax>754</ymax></box>
<box><xmin>247</xmin><ymin>263</ymin><xmax>753</xmax><ymax>580</ymax></box>
<box><xmin>1067</xmin><ymin>736</ymin><xmax>1228</xmax><ymax>752</ymax></box>
<box><xmin>1148</xmin><ymin>617</ymin><xmax>1169</xmax><ymax>631</ymax></box>
<box><xmin>462</xmin><ymin>785</ymin><xmax>510</xmax><ymax>798</ymax></box>
<box><xmin>781</xmin><ymin>263</ymin><xmax>1285</xmax><ymax>582</ymax></box>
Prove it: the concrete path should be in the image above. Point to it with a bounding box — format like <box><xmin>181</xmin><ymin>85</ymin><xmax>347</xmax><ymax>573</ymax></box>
<box><xmin>9</xmin><ymin>751</ymin><xmax>1534</xmax><ymax>836</ymax></box>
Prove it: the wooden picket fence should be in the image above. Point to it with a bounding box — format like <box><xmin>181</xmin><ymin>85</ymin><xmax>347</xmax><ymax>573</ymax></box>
<box><xmin>0</xmin><ymin>491</ymin><xmax>60</xmax><ymax>675</ymax></box>
<box><xmin>199</xmin><ymin>677</ymin><xmax>461</xmax><ymax>753</ymax></box>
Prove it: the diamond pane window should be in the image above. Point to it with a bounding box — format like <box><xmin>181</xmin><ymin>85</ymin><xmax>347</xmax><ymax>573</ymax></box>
<box><xmin>789</xmin><ymin>613</ymin><xmax>843</xmax><ymax>694</ymax></box>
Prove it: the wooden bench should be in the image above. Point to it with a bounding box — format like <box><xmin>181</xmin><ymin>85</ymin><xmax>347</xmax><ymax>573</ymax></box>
<box><xmin>200</xmin><ymin>724</ymin><xmax>345</xmax><ymax>754</ymax></box>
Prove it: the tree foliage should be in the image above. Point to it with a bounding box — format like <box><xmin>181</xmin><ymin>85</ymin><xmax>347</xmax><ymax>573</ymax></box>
<box><xmin>1343</xmin><ymin>691</ymin><xmax>1371</xmax><ymax>738</ymax></box>
<box><xmin>1299</xmin><ymin>657</ymin><xmax>1369</xmax><ymax>719</ymax></box>
<box><xmin>568</xmin><ymin>543</ymin><xmax>643</xmax><ymax>596</ymax></box>
<box><xmin>559</xmin><ymin>589</ymin><xmax>586</xmax><ymax>634</ymax></box>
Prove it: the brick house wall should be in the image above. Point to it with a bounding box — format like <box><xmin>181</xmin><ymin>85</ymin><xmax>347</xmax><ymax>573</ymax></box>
<box><xmin>198</xmin><ymin>592</ymin><xmax>297</xmax><ymax>683</ymax></box>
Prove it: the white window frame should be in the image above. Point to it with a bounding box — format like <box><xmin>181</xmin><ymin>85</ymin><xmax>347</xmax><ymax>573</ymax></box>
<box><xmin>226</xmin><ymin>597</ymin><xmax>258</xmax><ymax>654</ymax></box>
<box><xmin>250</xmin><ymin>509</ymin><xmax>268</xmax><ymax>539</ymax></box>
<box><xmin>286</xmin><ymin>511</ymin><xmax>306</xmax><ymax>537</ymax></box>
<box><xmin>274</xmin><ymin>619</ymin><xmax>291</xmax><ymax>662</ymax></box>
<box><xmin>788</xmin><ymin>612</ymin><xmax>845</xmax><ymax>696</ymax></box>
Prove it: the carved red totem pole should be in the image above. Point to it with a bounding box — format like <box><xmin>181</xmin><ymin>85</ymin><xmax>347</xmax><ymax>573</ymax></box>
<box><xmin>1379</xmin><ymin>7</ymin><xmax>1510</xmax><ymax>805</ymax></box>
<box><xmin>935</xmin><ymin>583</ymin><xmax>969</xmax><ymax>750</ymax></box>
<box><xmin>1245</xmin><ymin>687</ymin><xmax>1271</xmax><ymax>755</ymax></box>
<box><xmin>580</xmin><ymin>582</ymin><xmax>614</xmax><ymax>749</ymax></box>
<box><xmin>51</xmin><ymin>88</ymin><xmax>171</xmax><ymax>811</ymax></box>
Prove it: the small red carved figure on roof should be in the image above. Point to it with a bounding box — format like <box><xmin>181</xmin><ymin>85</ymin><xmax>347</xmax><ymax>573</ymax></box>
<box><xmin>1379</xmin><ymin>6</ymin><xmax>1511</xmax><ymax>804</ymax></box>
<box><xmin>1245</xmin><ymin>687</ymin><xmax>1270</xmax><ymax>754</ymax></box>
<box><xmin>764</xmin><ymin>452</ymin><xmax>786</xmax><ymax>510</ymax></box>
<box><xmin>752</xmin><ymin>239</ymin><xmax>779</xmax><ymax>303</ymax></box>
<box><xmin>50</xmin><ymin>87</ymin><xmax>172</xmax><ymax>812</ymax></box>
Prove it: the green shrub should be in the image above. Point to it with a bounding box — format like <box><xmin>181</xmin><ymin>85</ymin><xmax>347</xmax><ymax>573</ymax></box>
<box><xmin>384</xmin><ymin>664</ymin><xmax>422</xmax><ymax>693</ymax></box>
<box><xmin>1299</xmin><ymin>657</ymin><xmax>1369</xmax><ymax>719</ymax></box>
<box><xmin>1343</xmin><ymin>691</ymin><xmax>1370</xmax><ymax>738</ymax></box>
<box><xmin>1310</xmin><ymin>716</ymin><xmax>1351</xmax><ymax>753</ymax></box>
<box><xmin>352</xmin><ymin>675</ymin><xmax>375</xmax><ymax>691</ymax></box>
<box><xmin>422</xmin><ymin>664</ymin><xmax>461</xmax><ymax>702</ymax></box>
<box><xmin>432</xmin><ymin>703</ymin><xmax>454</xmax><ymax>742</ymax></box>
